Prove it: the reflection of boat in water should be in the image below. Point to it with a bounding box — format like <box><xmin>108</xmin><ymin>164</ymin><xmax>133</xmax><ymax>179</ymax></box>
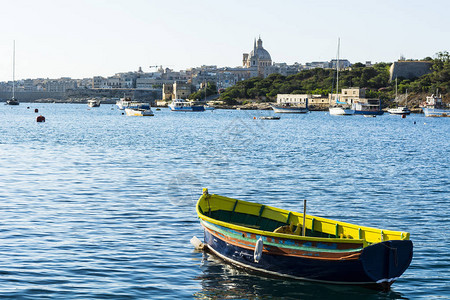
<box><xmin>87</xmin><ymin>99</ymin><xmax>101</xmax><ymax>107</ymax></box>
<box><xmin>196</xmin><ymin>189</ymin><xmax>412</xmax><ymax>291</ymax></box>
<box><xmin>352</xmin><ymin>99</ymin><xmax>384</xmax><ymax>116</ymax></box>
<box><xmin>125</xmin><ymin>107</ymin><xmax>154</xmax><ymax>116</ymax></box>
<box><xmin>194</xmin><ymin>252</ymin><xmax>395</xmax><ymax>299</ymax></box>
<box><xmin>271</xmin><ymin>104</ymin><xmax>308</xmax><ymax>114</ymax></box>
<box><xmin>168</xmin><ymin>99</ymin><xmax>205</xmax><ymax>112</ymax></box>
<box><xmin>421</xmin><ymin>94</ymin><xmax>450</xmax><ymax>117</ymax></box>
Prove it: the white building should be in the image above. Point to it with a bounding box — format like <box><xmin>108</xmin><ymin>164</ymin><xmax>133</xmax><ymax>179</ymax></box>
<box><xmin>277</xmin><ymin>94</ymin><xmax>309</xmax><ymax>106</ymax></box>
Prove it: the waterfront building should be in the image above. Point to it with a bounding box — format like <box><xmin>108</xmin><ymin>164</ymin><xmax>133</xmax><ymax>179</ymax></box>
<box><xmin>329</xmin><ymin>87</ymin><xmax>366</xmax><ymax>106</ymax></box>
<box><xmin>308</xmin><ymin>95</ymin><xmax>329</xmax><ymax>108</ymax></box>
<box><xmin>277</xmin><ymin>94</ymin><xmax>309</xmax><ymax>106</ymax></box>
<box><xmin>162</xmin><ymin>81</ymin><xmax>192</xmax><ymax>100</ymax></box>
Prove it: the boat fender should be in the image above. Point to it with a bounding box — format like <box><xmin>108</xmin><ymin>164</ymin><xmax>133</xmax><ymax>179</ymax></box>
<box><xmin>254</xmin><ymin>237</ymin><xmax>263</xmax><ymax>263</ymax></box>
<box><xmin>190</xmin><ymin>236</ymin><xmax>204</xmax><ymax>250</ymax></box>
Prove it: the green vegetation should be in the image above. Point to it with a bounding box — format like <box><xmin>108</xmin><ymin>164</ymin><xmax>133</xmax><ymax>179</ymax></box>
<box><xmin>189</xmin><ymin>82</ymin><xmax>217</xmax><ymax>101</ymax></box>
<box><xmin>217</xmin><ymin>51</ymin><xmax>450</xmax><ymax>106</ymax></box>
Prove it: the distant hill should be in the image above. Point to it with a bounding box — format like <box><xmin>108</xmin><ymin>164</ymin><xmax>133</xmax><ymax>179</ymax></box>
<box><xmin>218</xmin><ymin>51</ymin><xmax>449</xmax><ymax>108</ymax></box>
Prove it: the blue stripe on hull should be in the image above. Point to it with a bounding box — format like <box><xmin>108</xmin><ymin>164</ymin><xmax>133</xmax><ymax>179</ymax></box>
<box><xmin>204</xmin><ymin>229</ymin><xmax>368</xmax><ymax>283</ymax></box>
<box><xmin>171</xmin><ymin>106</ymin><xmax>205</xmax><ymax>112</ymax></box>
<box><xmin>204</xmin><ymin>229</ymin><xmax>412</xmax><ymax>288</ymax></box>
<box><xmin>353</xmin><ymin>111</ymin><xmax>384</xmax><ymax>115</ymax></box>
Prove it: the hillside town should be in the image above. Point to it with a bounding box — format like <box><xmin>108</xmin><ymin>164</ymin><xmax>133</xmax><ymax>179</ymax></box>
<box><xmin>0</xmin><ymin>37</ymin><xmax>434</xmax><ymax>107</ymax></box>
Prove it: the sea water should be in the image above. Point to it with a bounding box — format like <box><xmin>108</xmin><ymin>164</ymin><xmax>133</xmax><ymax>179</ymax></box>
<box><xmin>0</xmin><ymin>103</ymin><xmax>448</xmax><ymax>299</ymax></box>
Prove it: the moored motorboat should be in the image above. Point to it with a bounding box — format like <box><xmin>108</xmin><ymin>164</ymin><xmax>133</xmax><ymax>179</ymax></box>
<box><xmin>352</xmin><ymin>100</ymin><xmax>384</xmax><ymax>116</ymax></box>
<box><xmin>125</xmin><ymin>107</ymin><xmax>154</xmax><ymax>116</ymax></box>
<box><xmin>116</xmin><ymin>97</ymin><xmax>151</xmax><ymax>111</ymax></box>
<box><xmin>421</xmin><ymin>94</ymin><xmax>449</xmax><ymax>117</ymax></box>
<box><xmin>271</xmin><ymin>104</ymin><xmax>308</xmax><ymax>114</ymax></box>
<box><xmin>87</xmin><ymin>99</ymin><xmax>101</xmax><ymax>107</ymax></box>
<box><xmin>196</xmin><ymin>189</ymin><xmax>413</xmax><ymax>291</ymax></box>
<box><xmin>388</xmin><ymin>106</ymin><xmax>411</xmax><ymax>115</ymax></box>
<box><xmin>169</xmin><ymin>99</ymin><xmax>205</xmax><ymax>111</ymax></box>
<box><xmin>329</xmin><ymin>106</ymin><xmax>354</xmax><ymax>115</ymax></box>
<box><xmin>259</xmin><ymin>116</ymin><xmax>280</xmax><ymax>120</ymax></box>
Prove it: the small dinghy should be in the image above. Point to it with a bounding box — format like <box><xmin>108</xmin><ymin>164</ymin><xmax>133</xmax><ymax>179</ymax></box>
<box><xmin>259</xmin><ymin>116</ymin><xmax>280</xmax><ymax>120</ymax></box>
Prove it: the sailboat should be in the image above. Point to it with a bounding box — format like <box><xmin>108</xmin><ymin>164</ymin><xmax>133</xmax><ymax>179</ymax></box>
<box><xmin>329</xmin><ymin>38</ymin><xmax>353</xmax><ymax>115</ymax></box>
<box><xmin>388</xmin><ymin>78</ymin><xmax>410</xmax><ymax>115</ymax></box>
<box><xmin>5</xmin><ymin>40</ymin><xmax>19</xmax><ymax>105</ymax></box>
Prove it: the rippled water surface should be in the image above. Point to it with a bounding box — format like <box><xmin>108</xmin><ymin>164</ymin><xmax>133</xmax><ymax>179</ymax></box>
<box><xmin>0</xmin><ymin>103</ymin><xmax>449</xmax><ymax>299</ymax></box>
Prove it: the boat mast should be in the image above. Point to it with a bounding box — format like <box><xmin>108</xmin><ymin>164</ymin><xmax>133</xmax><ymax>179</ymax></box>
<box><xmin>12</xmin><ymin>40</ymin><xmax>15</xmax><ymax>99</ymax></box>
<box><xmin>395</xmin><ymin>77</ymin><xmax>398</xmax><ymax>100</ymax></box>
<box><xmin>405</xmin><ymin>89</ymin><xmax>408</xmax><ymax>106</ymax></box>
<box><xmin>336</xmin><ymin>38</ymin><xmax>340</xmax><ymax>103</ymax></box>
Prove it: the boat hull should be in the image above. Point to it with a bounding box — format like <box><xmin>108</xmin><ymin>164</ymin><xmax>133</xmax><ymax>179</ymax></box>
<box><xmin>5</xmin><ymin>99</ymin><xmax>19</xmax><ymax>105</ymax></box>
<box><xmin>422</xmin><ymin>107</ymin><xmax>450</xmax><ymax>117</ymax></box>
<box><xmin>329</xmin><ymin>107</ymin><xmax>354</xmax><ymax>115</ymax></box>
<box><xmin>202</xmin><ymin>220</ymin><xmax>412</xmax><ymax>290</ymax></box>
<box><xmin>388</xmin><ymin>107</ymin><xmax>410</xmax><ymax>115</ymax></box>
<box><xmin>169</xmin><ymin>105</ymin><xmax>205</xmax><ymax>112</ymax></box>
<box><xmin>354</xmin><ymin>110</ymin><xmax>384</xmax><ymax>116</ymax></box>
<box><xmin>271</xmin><ymin>105</ymin><xmax>308</xmax><ymax>114</ymax></box>
<box><xmin>125</xmin><ymin>108</ymin><xmax>154</xmax><ymax>116</ymax></box>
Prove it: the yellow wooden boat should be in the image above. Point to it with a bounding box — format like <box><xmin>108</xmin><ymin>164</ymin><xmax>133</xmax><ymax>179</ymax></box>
<box><xmin>196</xmin><ymin>189</ymin><xmax>413</xmax><ymax>291</ymax></box>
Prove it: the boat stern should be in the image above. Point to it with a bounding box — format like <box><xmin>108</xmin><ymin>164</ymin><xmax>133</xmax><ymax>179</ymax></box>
<box><xmin>360</xmin><ymin>240</ymin><xmax>413</xmax><ymax>290</ymax></box>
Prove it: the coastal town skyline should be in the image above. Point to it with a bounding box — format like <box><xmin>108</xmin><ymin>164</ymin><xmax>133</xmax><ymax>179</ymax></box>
<box><xmin>0</xmin><ymin>0</ymin><xmax>449</xmax><ymax>82</ymax></box>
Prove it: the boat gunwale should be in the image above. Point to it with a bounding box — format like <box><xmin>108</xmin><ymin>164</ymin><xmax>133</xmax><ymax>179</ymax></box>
<box><xmin>196</xmin><ymin>192</ymin><xmax>410</xmax><ymax>246</ymax></box>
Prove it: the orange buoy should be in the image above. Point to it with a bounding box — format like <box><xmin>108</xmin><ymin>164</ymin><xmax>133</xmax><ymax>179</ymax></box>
<box><xmin>401</xmin><ymin>114</ymin><xmax>406</xmax><ymax>119</ymax></box>
<box><xmin>36</xmin><ymin>115</ymin><xmax>45</xmax><ymax>122</ymax></box>
<box><xmin>35</xmin><ymin>108</ymin><xmax>39</xmax><ymax>113</ymax></box>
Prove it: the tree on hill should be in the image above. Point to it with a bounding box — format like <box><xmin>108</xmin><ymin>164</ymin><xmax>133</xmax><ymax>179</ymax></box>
<box><xmin>189</xmin><ymin>82</ymin><xmax>218</xmax><ymax>100</ymax></box>
<box><xmin>218</xmin><ymin>52</ymin><xmax>449</xmax><ymax>104</ymax></box>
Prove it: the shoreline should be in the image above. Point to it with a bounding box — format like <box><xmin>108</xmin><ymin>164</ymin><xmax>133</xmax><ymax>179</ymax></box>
<box><xmin>1</xmin><ymin>99</ymin><xmax>424</xmax><ymax>113</ymax></box>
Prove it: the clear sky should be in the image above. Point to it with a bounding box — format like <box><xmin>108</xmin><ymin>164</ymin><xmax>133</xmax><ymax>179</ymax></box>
<box><xmin>0</xmin><ymin>0</ymin><xmax>448</xmax><ymax>82</ymax></box>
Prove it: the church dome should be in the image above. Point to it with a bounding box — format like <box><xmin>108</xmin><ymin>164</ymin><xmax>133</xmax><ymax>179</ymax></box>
<box><xmin>247</xmin><ymin>37</ymin><xmax>271</xmax><ymax>63</ymax></box>
<box><xmin>250</xmin><ymin>47</ymin><xmax>271</xmax><ymax>61</ymax></box>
